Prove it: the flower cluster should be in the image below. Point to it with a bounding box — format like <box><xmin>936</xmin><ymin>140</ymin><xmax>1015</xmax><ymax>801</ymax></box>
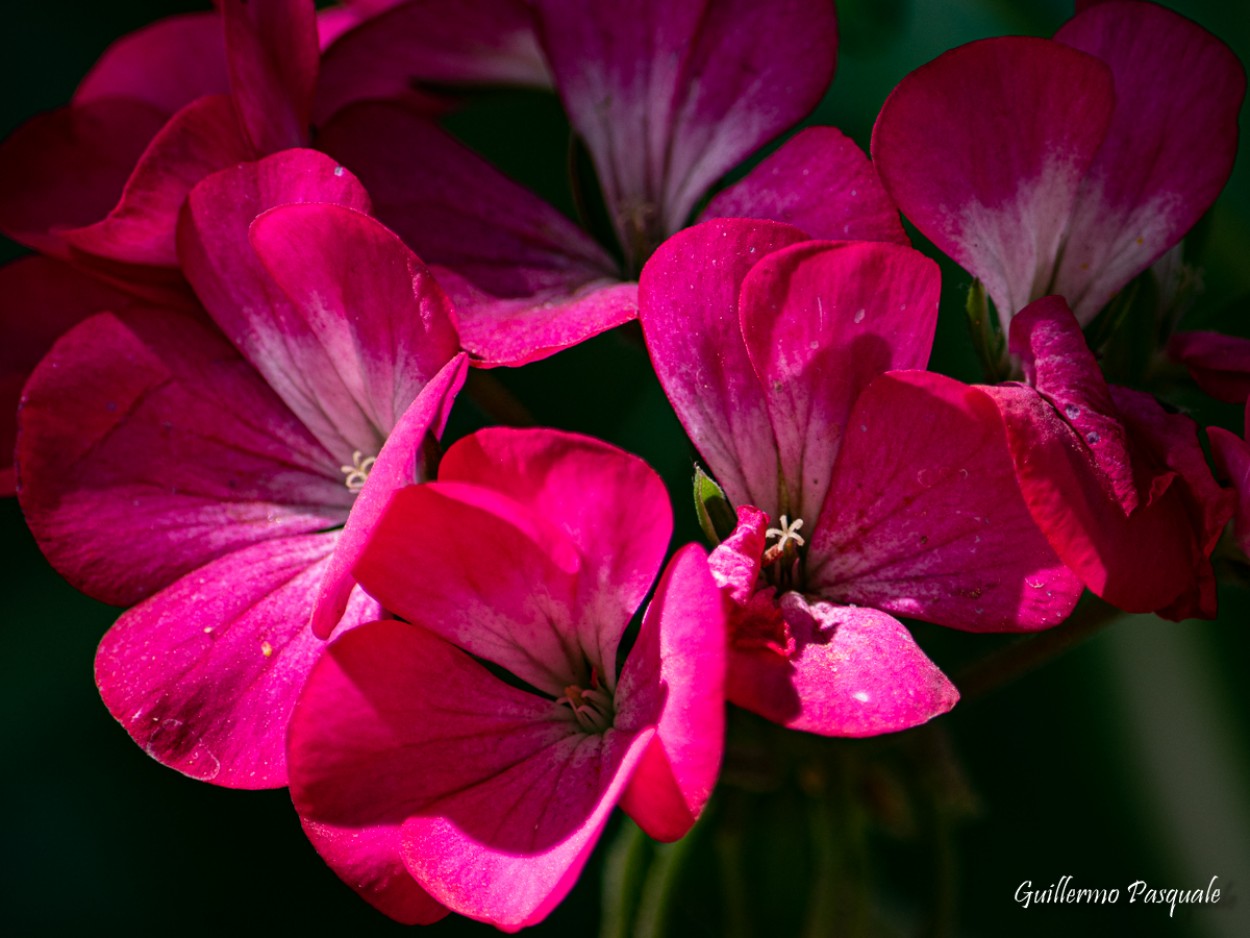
<box><xmin>3</xmin><ymin>0</ymin><xmax>1245</xmax><ymax>930</ymax></box>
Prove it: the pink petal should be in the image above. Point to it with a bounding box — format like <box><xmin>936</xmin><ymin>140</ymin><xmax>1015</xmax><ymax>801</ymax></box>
<box><xmin>74</xmin><ymin>12</ymin><xmax>230</xmax><ymax>114</ymax></box>
<box><xmin>807</xmin><ymin>371</ymin><xmax>1082</xmax><ymax>632</ymax></box>
<box><xmin>60</xmin><ymin>94</ymin><xmax>253</xmax><ymax>267</ymax></box>
<box><xmin>314</xmin><ymin>0</ymin><xmax>550</xmax><ymax>124</ymax></box>
<box><xmin>701</xmin><ymin>126</ymin><xmax>907</xmax><ymax>245</ymax></box>
<box><xmin>249</xmin><ymin>201</ymin><xmax>461</xmax><ymax>439</ymax></box>
<box><xmin>436</xmin><ymin>427</ymin><xmax>672</xmax><ymax>676</ymax></box>
<box><xmin>0</xmin><ymin>257</ymin><xmax>132</xmax><ymax>495</ymax></box>
<box><xmin>16</xmin><ymin>309</ymin><xmax>348</xmax><ymax>607</ymax></box>
<box><xmin>287</xmin><ymin>619</ymin><xmax>650</xmax><ymax>930</ymax></box>
<box><xmin>222</xmin><ymin>0</ymin><xmax>319</xmax><ymax>152</ymax></box>
<box><xmin>639</xmin><ymin>217</ymin><xmax>810</xmax><ymax>512</ymax></box>
<box><xmin>298</xmin><ymin>820</ymin><xmax>447</xmax><ymax>925</ymax></box>
<box><xmin>443</xmin><ymin>272</ymin><xmax>638</xmax><ymax>367</ymax></box>
<box><xmin>985</xmin><ymin>383</ymin><xmax>1217</xmax><ymax>613</ymax></box>
<box><xmin>311</xmin><ymin>354</ymin><xmax>469</xmax><ymax>639</ymax></box>
<box><xmin>1010</xmin><ymin>296</ymin><xmax>1138</xmax><ymax>513</ymax></box>
<box><xmin>352</xmin><ymin>481</ymin><xmax>588</xmax><ymax>694</ymax></box>
<box><xmin>1111</xmin><ymin>386</ymin><xmax>1232</xmax><ymax>621</ymax></box>
<box><xmin>1208</xmin><ymin>419</ymin><xmax>1250</xmax><ymax>558</ymax></box>
<box><xmin>0</xmin><ymin>100</ymin><xmax>167</xmax><ymax>255</ymax></box>
<box><xmin>535</xmin><ymin>0</ymin><xmax>836</xmax><ymax>260</ymax></box>
<box><xmin>177</xmin><ymin>150</ymin><xmax>383</xmax><ymax>459</ymax></box>
<box><xmin>872</xmin><ymin>37</ymin><xmax>1115</xmax><ymax>324</ymax></box>
<box><xmin>707</xmin><ymin>505</ymin><xmax>770</xmax><ymax>606</ymax></box>
<box><xmin>1051</xmin><ymin>1</ymin><xmax>1246</xmax><ymax>323</ymax></box>
<box><xmin>729</xmin><ymin>594</ymin><xmax>958</xmax><ymax>737</ymax></box>
<box><xmin>318</xmin><ymin>103</ymin><xmax>628</xmax><ymax>364</ymax></box>
<box><xmin>617</xmin><ymin>544</ymin><xmax>726</xmax><ymax>842</ymax></box>
<box><xmin>1168</xmin><ymin>330</ymin><xmax>1250</xmax><ymax>404</ymax></box>
<box><xmin>740</xmin><ymin>240</ymin><xmax>941</xmax><ymax>524</ymax></box>
<box><xmin>96</xmin><ymin>532</ymin><xmax>382</xmax><ymax>788</ymax></box>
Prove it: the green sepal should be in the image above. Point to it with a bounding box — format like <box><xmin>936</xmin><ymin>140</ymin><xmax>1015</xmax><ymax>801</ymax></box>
<box><xmin>965</xmin><ymin>279</ymin><xmax>1009</xmax><ymax>382</ymax></box>
<box><xmin>694</xmin><ymin>465</ymin><xmax>737</xmax><ymax>547</ymax></box>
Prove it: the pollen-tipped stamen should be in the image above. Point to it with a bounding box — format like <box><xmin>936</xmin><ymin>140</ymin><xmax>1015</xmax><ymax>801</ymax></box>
<box><xmin>340</xmin><ymin>450</ymin><xmax>377</xmax><ymax>493</ymax></box>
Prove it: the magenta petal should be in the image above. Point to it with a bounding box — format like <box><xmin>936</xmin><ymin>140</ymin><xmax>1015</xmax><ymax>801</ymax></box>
<box><xmin>1111</xmin><ymin>386</ymin><xmax>1232</xmax><ymax>621</ymax></box>
<box><xmin>1010</xmin><ymin>296</ymin><xmax>1138</xmax><ymax>513</ymax></box>
<box><xmin>318</xmin><ymin>103</ymin><xmax>626</xmax><ymax>364</ymax></box>
<box><xmin>178</xmin><ymin>151</ymin><xmax>382</xmax><ymax>458</ymax></box>
<box><xmin>353</xmin><ymin>482</ymin><xmax>587</xmax><ymax>694</ymax></box>
<box><xmin>74</xmin><ymin>12</ymin><xmax>230</xmax><ymax>115</ymax></box>
<box><xmin>536</xmin><ymin>0</ymin><xmax>836</xmax><ymax>257</ymax></box>
<box><xmin>250</xmin><ymin>201</ymin><xmax>461</xmax><ymax>440</ymax></box>
<box><xmin>0</xmin><ymin>257</ymin><xmax>132</xmax><ymax>494</ymax></box>
<box><xmin>985</xmin><ymin>383</ymin><xmax>1214</xmax><ymax>613</ymax></box>
<box><xmin>808</xmin><ymin>372</ymin><xmax>1082</xmax><ymax>632</ymax></box>
<box><xmin>222</xmin><ymin>0</ymin><xmax>318</xmax><ymax>152</ymax></box>
<box><xmin>60</xmin><ymin>94</ymin><xmax>253</xmax><ymax>267</ymax></box>
<box><xmin>707</xmin><ymin>505</ymin><xmax>770</xmax><ymax>606</ymax></box>
<box><xmin>1052</xmin><ymin>1</ymin><xmax>1246</xmax><ymax>322</ymax></box>
<box><xmin>311</xmin><ymin>354</ymin><xmax>468</xmax><ymax>639</ymax></box>
<box><xmin>740</xmin><ymin>240</ymin><xmax>941</xmax><ymax>524</ymax></box>
<box><xmin>0</xmin><ymin>100</ymin><xmax>167</xmax><ymax>255</ymax></box>
<box><xmin>701</xmin><ymin>126</ymin><xmax>907</xmax><ymax>245</ymax></box>
<box><xmin>437</xmin><ymin>427</ymin><xmax>672</xmax><ymax>672</ymax></box>
<box><xmin>640</xmin><ymin>218</ymin><xmax>810</xmax><ymax>512</ymax></box>
<box><xmin>315</xmin><ymin>0</ymin><xmax>550</xmax><ymax>124</ymax></box>
<box><xmin>96</xmin><ymin>533</ymin><xmax>381</xmax><ymax>788</ymax></box>
<box><xmin>299</xmin><ymin>821</ymin><xmax>447</xmax><ymax>925</ymax></box>
<box><xmin>17</xmin><ymin>309</ymin><xmax>348</xmax><ymax>606</ymax></box>
<box><xmin>1168</xmin><ymin>330</ymin><xmax>1250</xmax><ymax>404</ymax></box>
<box><xmin>617</xmin><ymin>544</ymin><xmax>726</xmax><ymax>842</ymax></box>
<box><xmin>872</xmin><ymin>37</ymin><xmax>1115</xmax><ymax>323</ymax></box>
<box><xmin>1209</xmin><ymin>421</ymin><xmax>1250</xmax><ymax>558</ymax></box>
<box><xmin>287</xmin><ymin>620</ymin><xmax>650</xmax><ymax>930</ymax></box>
<box><xmin>729</xmin><ymin>595</ymin><xmax>958</xmax><ymax>737</ymax></box>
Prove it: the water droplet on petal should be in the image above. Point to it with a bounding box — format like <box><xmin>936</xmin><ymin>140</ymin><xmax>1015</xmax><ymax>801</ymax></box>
<box><xmin>853</xmin><ymin>309</ymin><xmax>866</xmax><ymax>324</ymax></box>
<box><xmin>1086</xmin><ymin>431</ymin><xmax>1101</xmax><ymax>444</ymax></box>
<box><xmin>1065</xmin><ymin>404</ymin><xmax>1081</xmax><ymax>419</ymax></box>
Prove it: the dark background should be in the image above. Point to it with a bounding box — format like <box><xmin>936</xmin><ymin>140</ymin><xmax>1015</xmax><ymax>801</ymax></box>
<box><xmin>3</xmin><ymin>1</ymin><xmax>1249</xmax><ymax>935</ymax></box>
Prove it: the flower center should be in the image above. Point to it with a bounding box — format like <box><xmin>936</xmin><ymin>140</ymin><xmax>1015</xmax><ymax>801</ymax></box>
<box><xmin>556</xmin><ymin>669</ymin><xmax>614</xmax><ymax>733</ymax></box>
<box><xmin>763</xmin><ymin>514</ymin><xmax>806</xmax><ymax>591</ymax></box>
<box><xmin>340</xmin><ymin>450</ymin><xmax>377</xmax><ymax>493</ymax></box>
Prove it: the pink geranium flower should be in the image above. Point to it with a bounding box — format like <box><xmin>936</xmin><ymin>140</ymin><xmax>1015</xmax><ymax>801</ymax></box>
<box><xmin>320</xmin><ymin>0</ymin><xmax>906</xmax><ymax>365</ymax></box>
<box><xmin>989</xmin><ymin>297</ymin><xmax>1233</xmax><ymax>618</ymax></box>
<box><xmin>287</xmin><ymin>428</ymin><xmax>725</xmax><ymax>929</ymax></box>
<box><xmin>871</xmin><ymin>0</ymin><xmax>1244</xmax><ymax>331</ymax></box>
<box><xmin>639</xmin><ymin>218</ymin><xmax>1082</xmax><ymax>736</ymax></box>
<box><xmin>16</xmin><ymin>152</ymin><xmax>464</xmax><ymax>786</ymax></box>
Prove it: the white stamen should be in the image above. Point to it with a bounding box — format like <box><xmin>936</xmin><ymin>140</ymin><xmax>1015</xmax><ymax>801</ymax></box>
<box><xmin>340</xmin><ymin>450</ymin><xmax>377</xmax><ymax>493</ymax></box>
<box><xmin>765</xmin><ymin>515</ymin><xmax>806</xmax><ymax>551</ymax></box>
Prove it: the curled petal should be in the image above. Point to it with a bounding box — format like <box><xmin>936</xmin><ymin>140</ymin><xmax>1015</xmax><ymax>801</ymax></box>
<box><xmin>617</xmin><ymin>544</ymin><xmax>726</xmax><ymax>842</ymax></box>
<box><xmin>728</xmin><ymin>595</ymin><xmax>957</xmax><ymax>737</ymax></box>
